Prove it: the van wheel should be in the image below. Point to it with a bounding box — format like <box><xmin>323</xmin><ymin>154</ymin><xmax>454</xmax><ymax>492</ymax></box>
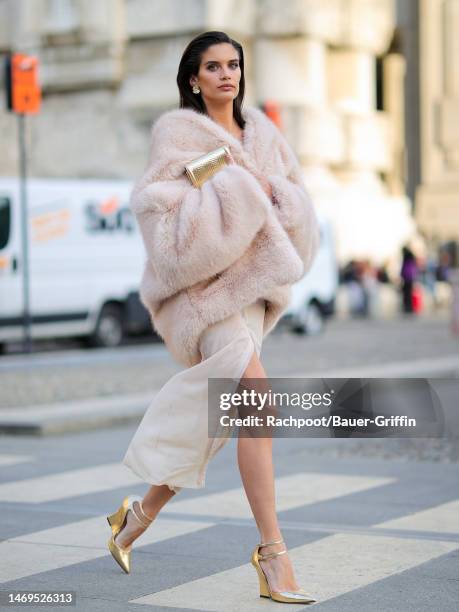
<box><xmin>292</xmin><ymin>301</ymin><xmax>324</xmax><ymax>335</ymax></box>
<box><xmin>87</xmin><ymin>304</ymin><xmax>124</xmax><ymax>348</ymax></box>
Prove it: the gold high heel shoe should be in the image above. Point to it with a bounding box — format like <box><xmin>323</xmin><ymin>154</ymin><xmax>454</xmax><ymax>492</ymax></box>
<box><xmin>107</xmin><ymin>494</ymin><xmax>154</xmax><ymax>574</ymax></box>
<box><xmin>251</xmin><ymin>538</ymin><xmax>317</xmax><ymax>604</ymax></box>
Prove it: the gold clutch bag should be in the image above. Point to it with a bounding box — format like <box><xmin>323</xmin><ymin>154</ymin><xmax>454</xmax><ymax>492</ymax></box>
<box><xmin>184</xmin><ymin>146</ymin><xmax>230</xmax><ymax>188</ymax></box>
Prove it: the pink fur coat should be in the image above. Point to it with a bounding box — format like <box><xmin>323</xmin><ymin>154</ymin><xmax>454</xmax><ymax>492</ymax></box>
<box><xmin>129</xmin><ymin>105</ymin><xmax>321</xmax><ymax>367</ymax></box>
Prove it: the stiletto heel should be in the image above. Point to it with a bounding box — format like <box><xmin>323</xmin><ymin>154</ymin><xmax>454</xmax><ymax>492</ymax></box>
<box><xmin>250</xmin><ymin>538</ymin><xmax>317</xmax><ymax>604</ymax></box>
<box><xmin>106</xmin><ymin>495</ymin><xmax>154</xmax><ymax>574</ymax></box>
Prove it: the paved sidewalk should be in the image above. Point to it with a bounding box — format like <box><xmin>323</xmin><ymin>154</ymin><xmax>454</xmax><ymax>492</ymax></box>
<box><xmin>0</xmin><ymin>356</ymin><xmax>459</xmax><ymax>438</ymax></box>
<box><xmin>0</xmin><ymin>314</ymin><xmax>458</xmax><ymax>438</ymax></box>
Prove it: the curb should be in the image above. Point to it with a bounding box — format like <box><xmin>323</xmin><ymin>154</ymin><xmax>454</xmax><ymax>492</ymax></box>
<box><xmin>0</xmin><ymin>392</ymin><xmax>155</xmax><ymax>437</ymax></box>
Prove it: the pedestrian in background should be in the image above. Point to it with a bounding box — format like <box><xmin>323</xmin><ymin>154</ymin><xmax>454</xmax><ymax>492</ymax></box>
<box><xmin>400</xmin><ymin>246</ymin><xmax>418</xmax><ymax>314</ymax></box>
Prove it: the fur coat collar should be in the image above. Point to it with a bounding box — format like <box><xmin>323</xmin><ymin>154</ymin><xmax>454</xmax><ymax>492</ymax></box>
<box><xmin>130</xmin><ymin>104</ymin><xmax>320</xmax><ymax>367</ymax></box>
<box><xmin>134</xmin><ymin>105</ymin><xmax>281</xmax><ymax>192</ymax></box>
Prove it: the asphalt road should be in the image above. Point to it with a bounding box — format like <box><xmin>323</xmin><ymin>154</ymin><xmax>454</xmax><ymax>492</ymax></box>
<box><xmin>1</xmin><ymin>313</ymin><xmax>458</xmax><ymax>610</ymax></box>
<box><xmin>0</xmin><ymin>423</ymin><xmax>458</xmax><ymax>611</ymax></box>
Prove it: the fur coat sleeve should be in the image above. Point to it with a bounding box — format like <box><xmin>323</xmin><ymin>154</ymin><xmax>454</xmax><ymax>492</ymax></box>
<box><xmin>130</xmin><ymin>163</ymin><xmax>273</xmax><ymax>296</ymax></box>
<box><xmin>267</xmin><ymin>128</ymin><xmax>321</xmax><ymax>275</ymax></box>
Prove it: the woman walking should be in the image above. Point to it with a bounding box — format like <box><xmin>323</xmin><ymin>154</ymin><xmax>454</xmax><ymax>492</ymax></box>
<box><xmin>107</xmin><ymin>30</ymin><xmax>320</xmax><ymax>605</ymax></box>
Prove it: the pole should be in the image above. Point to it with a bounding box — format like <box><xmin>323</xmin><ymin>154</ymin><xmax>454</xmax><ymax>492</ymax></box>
<box><xmin>18</xmin><ymin>112</ymin><xmax>33</xmax><ymax>352</ymax></box>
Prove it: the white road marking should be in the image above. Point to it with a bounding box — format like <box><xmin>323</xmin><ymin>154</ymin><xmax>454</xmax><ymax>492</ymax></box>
<box><xmin>163</xmin><ymin>472</ymin><xmax>395</xmax><ymax>519</ymax></box>
<box><xmin>375</xmin><ymin>498</ymin><xmax>459</xmax><ymax>534</ymax></box>
<box><xmin>0</xmin><ymin>463</ymin><xmax>142</xmax><ymax>503</ymax></box>
<box><xmin>0</xmin><ymin>515</ymin><xmax>213</xmax><ymax>583</ymax></box>
<box><xmin>130</xmin><ymin>532</ymin><xmax>458</xmax><ymax>610</ymax></box>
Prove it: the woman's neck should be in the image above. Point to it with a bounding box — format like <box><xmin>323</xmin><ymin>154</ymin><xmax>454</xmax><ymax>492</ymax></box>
<box><xmin>206</xmin><ymin>105</ymin><xmax>239</xmax><ymax>137</ymax></box>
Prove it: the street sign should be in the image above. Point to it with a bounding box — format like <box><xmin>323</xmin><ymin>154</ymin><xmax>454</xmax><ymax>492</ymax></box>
<box><xmin>6</xmin><ymin>53</ymin><xmax>41</xmax><ymax>114</ymax></box>
<box><xmin>3</xmin><ymin>52</ymin><xmax>42</xmax><ymax>352</ymax></box>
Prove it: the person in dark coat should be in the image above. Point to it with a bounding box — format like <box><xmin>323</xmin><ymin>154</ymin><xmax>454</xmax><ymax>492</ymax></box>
<box><xmin>400</xmin><ymin>246</ymin><xmax>418</xmax><ymax>313</ymax></box>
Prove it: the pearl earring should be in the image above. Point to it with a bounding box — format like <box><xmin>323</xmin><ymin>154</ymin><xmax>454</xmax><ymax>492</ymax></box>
<box><xmin>192</xmin><ymin>84</ymin><xmax>200</xmax><ymax>94</ymax></box>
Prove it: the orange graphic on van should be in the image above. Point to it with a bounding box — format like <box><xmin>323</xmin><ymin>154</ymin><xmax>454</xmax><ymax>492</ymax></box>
<box><xmin>99</xmin><ymin>197</ymin><xmax>119</xmax><ymax>215</ymax></box>
<box><xmin>31</xmin><ymin>209</ymin><xmax>70</xmax><ymax>242</ymax></box>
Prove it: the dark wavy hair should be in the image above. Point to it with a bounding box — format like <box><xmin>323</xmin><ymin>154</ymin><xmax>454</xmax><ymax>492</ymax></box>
<box><xmin>176</xmin><ymin>31</ymin><xmax>246</xmax><ymax>129</ymax></box>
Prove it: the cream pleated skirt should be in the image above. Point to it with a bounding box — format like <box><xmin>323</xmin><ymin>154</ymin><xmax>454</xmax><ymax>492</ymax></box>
<box><xmin>122</xmin><ymin>298</ymin><xmax>266</xmax><ymax>494</ymax></box>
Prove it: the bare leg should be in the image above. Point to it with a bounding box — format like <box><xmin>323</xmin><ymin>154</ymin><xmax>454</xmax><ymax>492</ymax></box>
<box><xmin>237</xmin><ymin>350</ymin><xmax>301</xmax><ymax>592</ymax></box>
<box><xmin>142</xmin><ymin>484</ymin><xmax>177</xmax><ymax>518</ymax></box>
<box><xmin>115</xmin><ymin>485</ymin><xmax>176</xmax><ymax>549</ymax></box>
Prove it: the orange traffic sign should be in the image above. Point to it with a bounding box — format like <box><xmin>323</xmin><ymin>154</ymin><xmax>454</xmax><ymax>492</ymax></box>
<box><xmin>11</xmin><ymin>53</ymin><xmax>41</xmax><ymax>114</ymax></box>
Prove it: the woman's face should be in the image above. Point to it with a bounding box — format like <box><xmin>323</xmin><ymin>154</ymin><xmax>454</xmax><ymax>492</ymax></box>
<box><xmin>190</xmin><ymin>42</ymin><xmax>241</xmax><ymax>104</ymax></box>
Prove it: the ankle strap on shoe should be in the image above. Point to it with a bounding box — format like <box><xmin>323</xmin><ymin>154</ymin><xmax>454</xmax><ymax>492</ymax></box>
<box><xmin>131</xmin><ymin>502</ymin><xmax>153</xmax><ymax>528</ymax></box>
<box><xmin>257</xmin><ymin>538</ymin><xmax>286</xmax><ymax>561</ymax></box>
<box><xmin>139</xmin><ymin>501</ymin><xmax>154</xmax><ymax>523</ymax></box>
<box><xmin>258</xmin><ymin>548</ymin><xmax>287</xmax><ymax>560</ymax></box>
<box><xmin>259</xmin><ymin>538</ymin><xmax>284</xmax><ymax>547</ymax></box>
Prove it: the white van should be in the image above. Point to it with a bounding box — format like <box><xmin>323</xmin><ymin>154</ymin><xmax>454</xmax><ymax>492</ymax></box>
<box><xmin>280</xmin><ymin>213</ymin><xmax>339</xmax><ymax>334</ymax></box>
<box><xmin>0</xmin><ymin>178</ymin><xmax>337</xmax><ymax>352</ymax></box>
<box><xmin>0</xmin><ymin>177</ymin><xmax>151</xmax><ymax>351</ymax></box>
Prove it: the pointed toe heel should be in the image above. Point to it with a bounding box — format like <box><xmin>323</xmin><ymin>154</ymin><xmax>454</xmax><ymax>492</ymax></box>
<box><xmin>106</xmin><ymin>494</ymin><xmax>154</xmax><ymax>574</ymax></box>
<box><xmin>250</xmin><ymin>538</ymin><xmax>317</xmax><ymax>604</ymax></box>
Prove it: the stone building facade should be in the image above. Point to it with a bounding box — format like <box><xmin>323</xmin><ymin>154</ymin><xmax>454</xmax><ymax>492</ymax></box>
<box><xmin>0</xmin><ymin>0</ymin><xmax>430</xmax><ymax>267</ymax></box>
<box><xmin>415</xmin><ymin>0</ymin><xmax>459</xmax><ymax>254</ymax></box>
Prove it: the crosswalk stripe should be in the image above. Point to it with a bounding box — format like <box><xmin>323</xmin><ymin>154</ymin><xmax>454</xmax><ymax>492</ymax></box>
<box><xmin>375</xmin><ymin>499</ymin><xmax>459</xmax><ymax>534</ymax></box>
<box><xmin>0</xmin><ymin>466</ymin><xmax>394</xmax><ymax>509</ymax></box>
<box><xmin>0</xmin><ymin>470</ymin><xmax>394</xmax><ymax>585</ymax></box>
<box><xmin>2</xmin><ymin>458</ymin><xmax>455</xmax><ymax>611</ymax></box>
<box><xmin>0</xmin><ymin>463</ymin><xmax>142</xmax><ymax>503</ymax></box>
<box><xmin>0</xmin><ymin>454</ymin><xmax>34</xmax><ymax>467</ymax></box>
<box><xmin>0</xmin><ymin>515</ymin><xmax>213</xmax><ymax>584</ymax></box>
<box><xmin>130</xmin><ymin>532</ymin><xmax>458</xmax><ymax>610</ymax></box>
<box><xmin>162</xmin><ymin>473</ymin><xmax>395</xmax><ymax>519</ymax></box>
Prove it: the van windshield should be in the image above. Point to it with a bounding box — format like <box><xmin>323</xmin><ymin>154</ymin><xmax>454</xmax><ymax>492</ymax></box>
<box><xmin>0</xmin><ymin>196</ymin><xmax>11</xmax><ymax>250</ymax></box>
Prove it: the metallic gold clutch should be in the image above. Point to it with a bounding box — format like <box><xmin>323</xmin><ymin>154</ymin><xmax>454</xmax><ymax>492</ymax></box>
<box><xmin>184</xmin><ymin>146</ymin><xmax>230</xmax><ymax>188</ymax></box>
